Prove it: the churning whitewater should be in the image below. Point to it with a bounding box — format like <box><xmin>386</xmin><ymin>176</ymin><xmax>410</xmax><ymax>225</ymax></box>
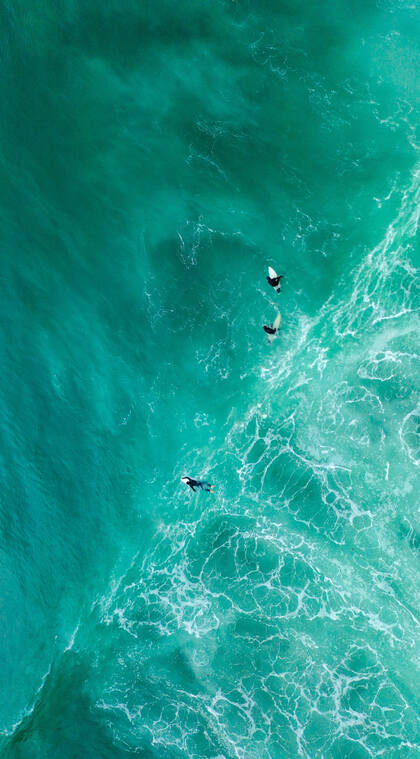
<box><xmin>0</xmin><ymin>1</ymin><xmax>419</xmax><ymax>758</ymax></box>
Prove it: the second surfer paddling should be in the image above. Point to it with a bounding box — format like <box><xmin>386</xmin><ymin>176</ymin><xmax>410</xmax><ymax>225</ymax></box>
<box><xmin>263</xmin><ymin>312</ymin><xmax>281</xmax><ymax>342</ymax></box>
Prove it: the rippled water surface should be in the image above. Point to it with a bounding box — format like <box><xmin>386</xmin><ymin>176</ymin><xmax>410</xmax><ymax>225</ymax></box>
<box><xmin>0</xmin><ymin>1</ymin><xmax>419</xmax><ymax>757</ymax></box>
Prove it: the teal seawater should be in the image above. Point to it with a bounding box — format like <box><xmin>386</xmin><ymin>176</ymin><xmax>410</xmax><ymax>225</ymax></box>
<box><xmin>0</xmin><ymin>1</ymin><xmax>419</xmax><ymax>757</ymax></box>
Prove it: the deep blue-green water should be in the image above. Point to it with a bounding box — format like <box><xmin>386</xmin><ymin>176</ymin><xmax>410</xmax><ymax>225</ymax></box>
<box><xmin>1</xmin><ymin>1</ymin><xmax>419</xmax><ymax>757</ymax></box>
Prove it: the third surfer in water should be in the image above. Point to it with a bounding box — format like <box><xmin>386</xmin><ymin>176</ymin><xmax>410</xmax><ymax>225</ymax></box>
<box><xmin>181</xmin><ymin>476</ymin><xmax>214</xmax><ymax>493</ymax></box>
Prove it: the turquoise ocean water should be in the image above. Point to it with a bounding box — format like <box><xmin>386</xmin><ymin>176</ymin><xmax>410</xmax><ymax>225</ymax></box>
<box><xmin>1</xmin><ymin>1</ymin><xmax>419</xmax><ymax>756</ymax></box>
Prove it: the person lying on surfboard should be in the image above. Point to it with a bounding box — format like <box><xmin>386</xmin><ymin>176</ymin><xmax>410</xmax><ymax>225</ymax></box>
<box><xmin>263</xmin><ymin>324</ymin><xmax>276</xmax><ymax>335</ymax></box>
<box><xmin>267</xmin><ymin>266</ymin><xmax>284</xmax><ymax>293</ymax></box>
<box><xmin>263</xmin><ymin>312</ymin><xmax>281</xmax><ymax>342</ymax></box>
<box><xmin>181</xmin><ymin>476</ymin><xmax>214</xmax><ymax>493</ymax></box>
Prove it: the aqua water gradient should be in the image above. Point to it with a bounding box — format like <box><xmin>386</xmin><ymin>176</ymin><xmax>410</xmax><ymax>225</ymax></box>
<box><xmin>0</xmin><ymin>1</ymin><xmax>419</xmax><ymax>757</ymax></box>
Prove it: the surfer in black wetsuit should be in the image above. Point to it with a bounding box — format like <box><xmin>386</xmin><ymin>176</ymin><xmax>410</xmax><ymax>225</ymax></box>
<box><xmin>267</xmin><ymin>272</ymin><xmax>284</xmax><ymax>293</ymax></box>
<box><xmin>181</xmin><ymin>476</ymin><xmax>214</xmax><ymax>493</ymax></box>
<box><xmin>263</xmin><ymin>324</ymin><xmax>277</xmax><ymax>336</ymax></box>
<box><xmin>263</xmin><ymin>311</ymin><xmax>281</xmax><ymax>340</ymax></box>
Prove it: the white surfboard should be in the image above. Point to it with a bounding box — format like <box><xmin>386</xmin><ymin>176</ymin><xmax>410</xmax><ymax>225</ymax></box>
<box><xmin>267</xmin><ymin>312</ymin><xmax>281</xmax><ymax>342</ymax></box>
<box><xmin>268</xmin><ymin>266</ymin><xmax>277</xmax><ymax>280</ymax></box>
<box><xmin>272</xmin><ymin>312</ymin><xmax>281</xmax><ymax>331</ymax></box>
